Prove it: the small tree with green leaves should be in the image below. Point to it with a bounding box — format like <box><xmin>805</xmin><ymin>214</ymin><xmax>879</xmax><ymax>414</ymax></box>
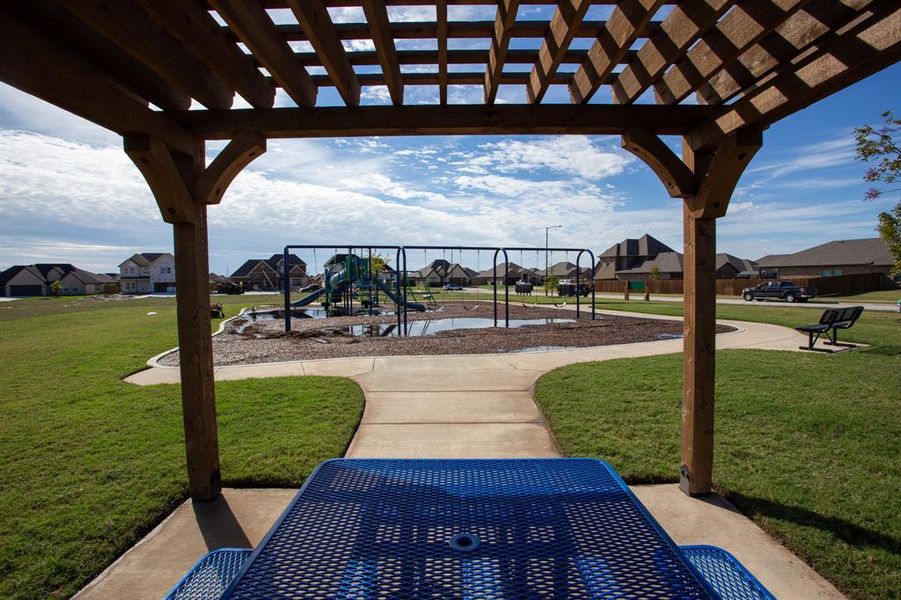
<box><xmin>649</xmin><ymin>264</ymin><xmax>661</xmax><ymax>280</ymax></box>
<box><xmin>544</xmin><ymin>274</ymin><xmax>559</xmax><ymax>296</ymax></box>
<box><xmin>49</xmin><ymin>280</ymin><xmax>61</xmax><ymax>296</ymax></box>
<box><xmin>855</xmin><ymin>111</ymin><xmax>901</xmax><ymax>275</ymax></box>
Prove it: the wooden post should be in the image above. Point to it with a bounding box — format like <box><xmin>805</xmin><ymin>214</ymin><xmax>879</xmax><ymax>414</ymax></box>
<box><xmin>680</xmin><ymin>207</ymin><xmax>716</xmax><ymax>495</ymax></box>
<box><xmin>125</xmin><ymin>133</ymin><xmax>265</xmax><ymax>502</ymax></box>
<box><xmin>172</xmin><ymin>204</ymin><xmax>221</xmax><ymax>501</ymax></box>
<box><xmin>623</xmin><ymin>127</ymin><xmax>761</xmax><ymax>496</ymax></box>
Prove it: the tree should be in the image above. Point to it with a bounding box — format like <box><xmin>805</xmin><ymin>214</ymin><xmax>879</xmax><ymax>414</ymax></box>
<box><xmin>49</xmin><ymin>280</ymin><xmax>61</xmax><ymax>296</ymax></box>
<box><xmin>855</xmin><ymin>111</ymin><xmax>901</xmax><ymax>275</ymax></box>
<box><xmin>544</xmin><ymin>274</ymin><xmax>559</xmax><ymax>296</ymax></box>
<box><xmin>649</xmin><ymin>264</ymin><xmax>661</xmax><ymax>280</ymax></box>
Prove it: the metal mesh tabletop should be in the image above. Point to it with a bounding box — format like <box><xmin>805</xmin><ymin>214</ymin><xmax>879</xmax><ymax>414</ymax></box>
<box><xmin>222</xmin><ymin>459</ymin><xmax>715</xmax><ymax>599</ymax></box>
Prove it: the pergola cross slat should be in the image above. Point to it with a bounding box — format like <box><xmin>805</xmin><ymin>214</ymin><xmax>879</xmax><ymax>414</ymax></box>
<box><xmin>2</xmin><ymin>0</ymin><xmax>897</xmax><ymax>502</ymax></box>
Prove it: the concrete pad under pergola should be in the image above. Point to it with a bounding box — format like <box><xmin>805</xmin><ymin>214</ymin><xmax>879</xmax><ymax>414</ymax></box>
<box><xmin>1</xmin><ymin>0</ymin><xmax>898</xmax><ymax>503</ymax></box>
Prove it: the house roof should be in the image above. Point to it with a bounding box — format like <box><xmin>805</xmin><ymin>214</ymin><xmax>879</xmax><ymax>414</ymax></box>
<box><xmin>616</xmin><ymin>251</ymin><xmax>684</xmax><ymax>275</ymax></box>
<box><xmin>265</xmin><ymin>253</ymin><xmax>306</xmax><ymax>269</ymax></box>
<box><xmin>0</xmin><ymin>265</ymin><xmax>28</xmax><ymax>288</ymax></box>
<box><xmin>756</xmin><ymin>238</ymin><xmax>893</xmax><ymax>268</ymax></box>
<box><xmin>230</xmin><ymin>259</ymin><xmax>276</xmax><ymax>278</ymax></box>
<box><xmin>715</xmin><ymin>253</ymin><xmax>757</xmax><ymax>274</ymax></box>
<box><xmin>231</xmin><ymin>254</ymin><xmax>306</xmax><ymax>278</ymax></box>
<box><xmin>473</xmin><ymin>263</ymin><xmax>532</xmax><ymax>279</ymax></box>
<box><xmin>600</xmin><ymin>234</ymin><xmax>674</xmax><ymax>259</ymax></box>
<box><xmin>2</xmin><ymin>264</ymin><xmax>113</xmax><ymax>287</ymax></box>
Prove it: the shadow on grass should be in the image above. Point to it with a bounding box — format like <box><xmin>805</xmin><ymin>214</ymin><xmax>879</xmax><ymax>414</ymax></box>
<box><xmin>724</xmin><ymin>491</ymin><xmax>901</xmax><ymax>554</ymax></box>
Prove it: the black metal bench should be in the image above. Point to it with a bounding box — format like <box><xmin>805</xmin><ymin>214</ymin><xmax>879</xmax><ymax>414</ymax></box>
<box><xmin>824</xmin><ymin>305</ymin><xmax>864</xmax><ymax>348</ymax></box>
<box><xmin>795</xmin><ymin>306</ymin><xmax>863</xmax><ymax>352</ymax></box>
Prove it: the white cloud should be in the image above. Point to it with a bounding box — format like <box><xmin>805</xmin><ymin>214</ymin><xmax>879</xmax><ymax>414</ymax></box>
<box><xmin>469</xmin><ymin>136</ymin><xmax>632</xmax><ymax>179</ymax></box>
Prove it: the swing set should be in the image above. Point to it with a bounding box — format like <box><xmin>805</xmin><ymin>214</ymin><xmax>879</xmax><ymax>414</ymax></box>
<box><xmin>282</xmin><ymin>244</ymin><xmax>596</xmax><ymax>334</ymax></box>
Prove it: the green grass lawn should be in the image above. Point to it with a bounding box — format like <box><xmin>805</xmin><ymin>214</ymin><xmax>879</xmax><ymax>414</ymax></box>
<box><xmin>534</xmin><ymin>303</ymin><xmax>901</xmax><ymax>599</ymax></box>
<box><xmin>825</xmin><ymin>289</ymin><xmax>901</xmax><ymax>303</ymax></box>
<box><xmin>0</xmin><ymin>295</ymin><xmax>364</xmax><ymax>599</ymax></box>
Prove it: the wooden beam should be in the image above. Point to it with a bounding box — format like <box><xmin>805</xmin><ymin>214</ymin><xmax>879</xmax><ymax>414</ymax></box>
<box><xmin>621</xmin><ymin>129</ymin><xmax>697</xmax><ymax>197</ymax></box>
<box><xmin>655</xmin><ymin>0</ymin><xmax>812</xmax><ymax>104</ymax></box>
<box><xmin>168</xmin><ymin>104</ymin><xmax>716</xmax><ymax>138</ymax></box>
<box><xmin>210</xmin><ymin>0</ymin><xmax>317</xmax><ymax>107</ymax></box>
<box><xmin>612</xmin><ymin>0</ymin><xmax>732</xmax><ymax>104</ymax></box>
<box><xmin>124</xmin><ymin>133</ymin><xmax>265</xmax><ymax>501</ymax></box>
<box><xmin>298</xmin><ymin>70</ymin><xmax>614</xmax><ymax>87</ymax></box>
<box><xmin>61</xmin><ymin>0</ymin><xmax>233</xmax><ymax>110</ymax></box>
<box><xmin>8</xmin><ymin>0</ymin><xmax>190</xmax><ymax>111</ymax></box>
<box><xmin>438</xmin><ymin>0</ymin><xmax>449</xmax><ymax>104</ymax></box>
<box><xmin>0</xmin><ymin>10</ymin><xmax>195</xmax><ymax>155</ymax></box>
<box><xmin>266</xmin><ymin>19</ymin><xmax>660</xmax><ymax>42</ymax></box>
<box><xmin>681</xmin><ymin>204</ymin><xmax>716</xmax><ymax>496</ymax></box>
<box><xmin>196</xmin><ymin>133</ymin><xmax>267</xmax><ymax>205</ymax></box>
<box><xmin>528</xmin><ymin>0</ymin><xmax>592</xmax><ymax>103</ymax></box>
<box><xmin>691</xmin><ymin>1</ymin><xmax>900</xmax><ymax>150</ymax></box>
<box><xmin>136</xmin><ymin>0</ymin><xmax>275</xmax><ymax>109</ymax></box>
<box><xmin>288</xmin><ymin>0</ymin><xmax>360</xmax><ymax>106</ymax></box>
<box><xmin>266</xmin><ymin>0</ymin><xmax>621</xmax><ymax>6</ymax></box>
<box><xmin>124</xmin><ymin>135</ymin><xmax>220</xmax><ymax>501</ymax></box>
<box><xmin>485</xmin><ymin>0</ymin><xmax>521</xmax><ymax>104</ymax></box>
<box><xmin>286</xmin><ymin>47</ymin><xmax>638</xmax><ymax>67</ymax></box>
<box><xmin>570</xmin><ymin>0</ymin><xmax>664</xmax><ymax>103</ymax></box>
<box><xmin>697</xmin><ymin>0</ymin><xmax>873</xmax><ymax>105</ymax></box>
<box><xmin>361</xmin><ymin>0</ymin><xmax>404</xmax><ymax>104</ymax></box>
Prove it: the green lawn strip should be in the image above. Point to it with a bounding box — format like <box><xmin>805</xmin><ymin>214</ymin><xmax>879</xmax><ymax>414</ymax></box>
<box><xmin>590</xmin><ymin>299</ymin><xmax>900</xmax><ymax>348</ymax></box>
<box><xmin>534</xmin><ymin>319</ymin><xmax>900</xmax><ymax>598</ymax></box>
<box><xmin>0</xmin><ymin>295</ymin><xmax>363</xmax><ymax>599</ymax></box>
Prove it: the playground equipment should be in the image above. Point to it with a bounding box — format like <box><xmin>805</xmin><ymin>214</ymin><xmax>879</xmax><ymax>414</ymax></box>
<box><xmin>282</xmin><ymin>244</ymin><xmax>596</xmax><ymax>334</ymax></box>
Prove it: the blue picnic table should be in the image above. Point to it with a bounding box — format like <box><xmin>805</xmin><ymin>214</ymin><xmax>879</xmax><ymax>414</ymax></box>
<box><xmin>168</xmin><ymin>458</ymin><xmax>773</xmax><ymax>599</ymax></box>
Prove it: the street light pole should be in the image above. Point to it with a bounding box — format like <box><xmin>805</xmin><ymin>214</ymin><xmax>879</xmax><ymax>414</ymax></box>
<box><xmin>545</xmin><ymin>225</ymin><xmax>562</xmax><ymax>296</ymax></box>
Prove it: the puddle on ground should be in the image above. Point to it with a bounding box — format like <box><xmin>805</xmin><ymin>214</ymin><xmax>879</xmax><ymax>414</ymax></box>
<box><xmin>347</xmin><ymin>317</ymin><xmax>575</xmax><ymax>337</ymax></box>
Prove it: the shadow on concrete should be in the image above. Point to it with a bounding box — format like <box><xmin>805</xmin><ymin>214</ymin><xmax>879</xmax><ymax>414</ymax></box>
<box><xmin>192</xmin><ymin>497</ymin><xmax>252</xmax><ymax>550</ymax></box>
<box><xmin>726</xmin><ymin>491</ymin><xmax>901</xmax><ymax>554</ymax></box>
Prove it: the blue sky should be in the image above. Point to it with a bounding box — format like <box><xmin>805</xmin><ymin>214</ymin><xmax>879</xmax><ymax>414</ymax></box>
<box><xmin>0</xmin><ymin>56</ymin><xmax>898</xmax><ymax>276</ymax></box>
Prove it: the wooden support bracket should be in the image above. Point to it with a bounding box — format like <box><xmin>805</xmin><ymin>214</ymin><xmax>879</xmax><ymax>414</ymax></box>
<box><xmin>124</xmin><ymin>134</ymin><xmax>197</xmax><ymax>224</ymax></box>
<box><xmin>621</xmin><ymin>129</ymin><xmax>698</xmax><ymax>198</ymax></box>
<box><xmin>686</xmin><ymin>129</ymin><xmax>763</xmax><ymax>219</ymax></box>
<box><xmin>196</xmin><ymin>132</ymin><xmax>267</xmax><ymax>205</ymax></box>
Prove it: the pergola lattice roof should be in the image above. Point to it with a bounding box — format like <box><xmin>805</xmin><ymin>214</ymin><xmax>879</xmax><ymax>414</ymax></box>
<box><xmin>2</xmin><ymin>0</ymin><xmax>898</xmax><ymax>153</ymax></box>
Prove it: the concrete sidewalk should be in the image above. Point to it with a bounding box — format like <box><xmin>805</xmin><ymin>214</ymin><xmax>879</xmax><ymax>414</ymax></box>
<box><xmin>126</xmin><ymin>311</ymin><xmax>811</xmax><ymax>460</ymax></box>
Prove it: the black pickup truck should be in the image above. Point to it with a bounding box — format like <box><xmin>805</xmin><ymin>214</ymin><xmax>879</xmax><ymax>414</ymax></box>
<box><xmin>741</xmin><ymin>280</ymin><xmax>816</xmax><ymax>303</ymax></box>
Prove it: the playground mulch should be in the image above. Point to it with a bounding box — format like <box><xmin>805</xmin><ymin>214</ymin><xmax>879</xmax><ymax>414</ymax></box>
<box><xmin>159</xmin><ymin>302</ymin><xmax>733</xmax><ymax>366</ymax></box>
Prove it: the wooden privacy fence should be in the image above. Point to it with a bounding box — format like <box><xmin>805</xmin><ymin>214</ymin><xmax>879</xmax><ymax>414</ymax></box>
<box><xmin>595</xmin><ymin>272</ymin><xmax>893</xmax><ymax>297</ymax></box>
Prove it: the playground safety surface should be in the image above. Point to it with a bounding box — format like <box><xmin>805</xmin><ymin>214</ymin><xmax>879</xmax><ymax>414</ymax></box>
<box><xmin>159</xmin><ymin>302</ymin><xmax>733</xmax><ymax>365</ymax></box>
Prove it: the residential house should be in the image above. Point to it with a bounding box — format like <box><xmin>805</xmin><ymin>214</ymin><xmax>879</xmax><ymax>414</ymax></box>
<box><xmin>0</xmin><ymin>263</ymin><xmax>118</xmax><ymax>296</ymax></box>
<box><xmin>472</xmin><ymin>263</ymin><xmax>537</xmax><ymax>285</ymax></box>
<box><xmin>414</xmin><ymin>259</ymin><xmax>477</xmax><ymax>286</ymax></box>
<box><xmin>119</xmin><ymin>253</ymin><xmax>176</xmax><ymax>294</ymax></box>
<box><xmin>716</xmin><ymin>254</ymin><xmax>759</xmax><ymax>278</ymax></box>
<box><xmin>597</xmin><ymin>235</ymin><xmax>757</xmax><ymax>281</ymax></box>
<box><xmin>756</xmin><ymin>238</ymin><xmax>894</xmax><ymax>284</ymax></box>
<box><xmin>614</xmin><ymin>252</ymin><xmax>685</xmax><ymax>281</ymax></box>
<box><xmin>541</xmin><ymin>261</ymin><xmax>592</xmax><ymax>282</ymax></box>
<box><xmin>230</xmin><ymin>254</ymin><xmax>307</xmax><ymax>291</ymax></box>
<box><xmin>595</xmin><ymin>234</ymin><xmax>675</xmax><ymax>280</ymax></box>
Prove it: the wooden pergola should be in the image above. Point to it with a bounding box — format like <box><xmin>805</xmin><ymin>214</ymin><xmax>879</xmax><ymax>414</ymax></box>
<box><xmin>2</xmin><ymin>1</ymin><xmax>897</xmax><ymax>501</ymax></box>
